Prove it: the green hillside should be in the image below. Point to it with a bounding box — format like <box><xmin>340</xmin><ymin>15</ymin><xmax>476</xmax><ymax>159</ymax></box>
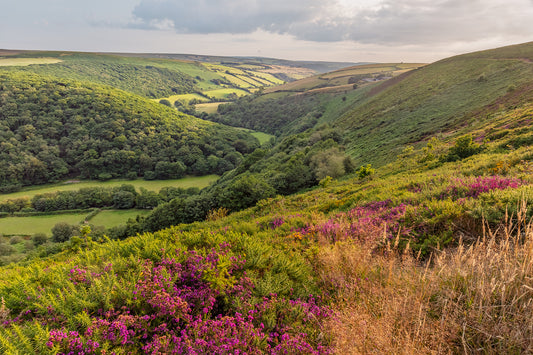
<box><xmin>2</xmin><ymin>43</ymin><xmax>533</xmax><ymax>354</ymax></box>
<box><xmin>334</xmin><ymin>41</ymin><xmax>533</xmax><ymax>166</ymax></box>
<box><xmin>0</xmin><ymin>71</ymin><xmax>258</xmax><ymax>189</ymax></box>
<box><xmin>0</xmin><ymin>51</ymin><xmax>323</xmax><ymax>103</ymax></box>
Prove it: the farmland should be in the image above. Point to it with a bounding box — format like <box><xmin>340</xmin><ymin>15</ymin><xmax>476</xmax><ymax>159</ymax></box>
<box><xmin>0</xmin><ymin>176</ymin><xmax>218</xmax><ymax>202</ymax></box>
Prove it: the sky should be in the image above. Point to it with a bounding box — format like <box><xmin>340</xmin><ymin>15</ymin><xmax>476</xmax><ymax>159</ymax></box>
<box><xmin>1</xmin><ymin>0</ymin><xmax>533</xmax><ymax>63</ymax></box>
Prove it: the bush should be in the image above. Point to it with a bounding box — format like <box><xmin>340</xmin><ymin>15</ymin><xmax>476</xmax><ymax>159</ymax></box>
<box><xmin>0</xmin><ymin>243</ymin><xmax>14</xmax><ymax>256</ymax></box>
<box><xmin>9</xmin><ymin>236</ymin><xmax>22</xmax><ymax>245</ymax></box>
<box><xmin>357</xmin><ymin>164</ymin><xmax>375</xmax><ymax>179</ymax></box>
<box><xmin>51</xmin><ymin>222</ymin><xmax>77</xmax><ymax>243</ymax></box>
<box><xmin>32</xmin><ymin>233</ymin><xmax>48</xmax><ymax>246</ymax></box>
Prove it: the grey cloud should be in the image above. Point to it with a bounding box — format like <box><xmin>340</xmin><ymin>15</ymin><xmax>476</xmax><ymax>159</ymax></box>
<box><xmin>130</xmin><ymin>0</ymin><xmax>533</xmax><ymax>45</ymax></box>
<box><xmin>131</xmin><ymin>0</ymin><xmax>325</xmax><ymax>34</ymax></box>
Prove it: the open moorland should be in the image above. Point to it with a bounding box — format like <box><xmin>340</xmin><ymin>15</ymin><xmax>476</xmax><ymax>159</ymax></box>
<box><xmin>1</xmin><ymin>42</ymin><xmax>533</xmax><ymax>354</ymax></box>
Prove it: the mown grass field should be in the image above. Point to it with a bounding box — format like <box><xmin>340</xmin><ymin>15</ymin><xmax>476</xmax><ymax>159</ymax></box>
<box><xmin>0</xmin><ymin>213</ymin><xmax>87</xmax><ymax>235</ymax></box>
<box><xmin>0</xmin><ymin>176</ymin><xmax>218</xmax><ymax>202</ymax></box>
<box><xmin>89</xmin><ymin>209</ymin><xmax>151</xmax><ymax>228</ymax></box>
<box><xmin>195</xmin><ymin>102</ymin><xmax>226</xmax><ymax>114</ymax></box>
<box><xmin>0</xmin><ymin>57</ymin><xmax>63</xmax><ymax>66</ymax></box>
<box><xmin>204</xmin><ymin>88</ymin><xmax>249</xmax><ymax>99</ymax></box>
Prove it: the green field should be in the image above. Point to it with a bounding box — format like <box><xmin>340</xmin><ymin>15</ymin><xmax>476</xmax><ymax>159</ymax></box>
<box><xmin>0</xmin><ymin>176</ymin><xmax>218</xmax><ymax>202</ymax></box>
<box><xmin>195</xmin><ymin>102</ymin><xmax>226</xmax><ymax>114</ymax></box>
<box><xmin>158</xmin><ymin>93</ymin><xmax>210</xmax><ymax>104</ymax></box>
<box><xmin>0</xmin><ymin>213</ymin><xmax>87</xmax><ymax>235</ymax></box>
<box><xmin>250</xmin><ymin>131</ymin><xmax>275</xmax><ymax>145</ymax></box>
<box><xmin>204</xmin><ymin>88</ymin><xmax>249</xmax><ymax>99</ymax></box>
<box><xmin>90</xmin><ymin>209</ymin><xmax>151</xmax><ymax>228</ymax></box>
<box><xmin>0</xmin><ymin>57</ymin><xmax>63</xmax><ymax>66</ymax></box>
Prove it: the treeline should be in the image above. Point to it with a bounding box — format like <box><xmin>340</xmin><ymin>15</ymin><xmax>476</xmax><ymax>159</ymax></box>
<box><xmin>208</xmin><ymin>93</ymin><xmax>328</xmax><ymax>136</ymax></box>
<box><xmin>0</xmin><ymin>185</ymin><xmax>200</xmax><ymax>214</ymax></box>
<box><xmin>4</xmin><ymin>56</ymin><xmax>198</xmax><ymax>99</ymax></box>
<box><xmin>0</xmin><ymin>71</ymin><xmax>258</xmax><ymax>189</ymax></box>
<box><xmin>115</xmin><ymin>125</ymin><xmax>356</xmax><ymax>237</ymax></box>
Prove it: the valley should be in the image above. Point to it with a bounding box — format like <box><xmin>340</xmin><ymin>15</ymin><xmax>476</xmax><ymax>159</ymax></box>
<box><xmin>1</xmin><ymin>42</ymin><xmax>533</xmax><ymax>354</ymax></box>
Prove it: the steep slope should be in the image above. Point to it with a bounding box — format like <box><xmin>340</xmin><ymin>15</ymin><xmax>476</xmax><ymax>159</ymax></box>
<box><xmin>207</xmin><ymin>63</ymin><xmax>420</xmax><ymax>136</ymax></box>
<box><xmin>0</xmin><ymin>71</ymin><xmax>258</xmax><ymax>189</ymax></box>
<box><xmin>333</xmin><ymin>41</ymin><xmax>533</xmax><ymax>166</ymax></box>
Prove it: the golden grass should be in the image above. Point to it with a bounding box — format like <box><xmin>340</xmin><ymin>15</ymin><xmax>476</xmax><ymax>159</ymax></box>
<box><xmin>320</xmin><ymin>202</ymin><xmax>533</xmax><ymax>354</ymax></box>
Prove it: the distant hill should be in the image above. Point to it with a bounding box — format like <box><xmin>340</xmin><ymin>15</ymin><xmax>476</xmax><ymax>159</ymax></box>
<box><xmin>109</xmin><ymin>52</ymin><xmax>360</xmax><ymax>73</ymax></box>
<box><xmin>207</xmin><ymin>63</ymin><xmax>423</xmax><ymax>136</ymax></box>
<box><xmin>0</xmin><ymin>71</ymin><xmax>258</xmax><ymax>189</ymax></box>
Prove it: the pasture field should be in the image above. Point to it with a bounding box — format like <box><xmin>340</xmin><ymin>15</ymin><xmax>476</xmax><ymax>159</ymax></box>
<box><xmin>0</xmin><ymin>176</ymin><xmax>218</xmax><ymax>202</ymax></box>
<box><xmin>158</xmin><ymin>93</ymin><xmax>210</xmax><ymax>104</ymax></box>
<box><xmin>0</xmin><ymin>213</ymin><xmax>87</xmax><ymax>236</ymax></box>
<box><xmin>195</xmin><ymin>102</ymin><xmax>226</xmax><ymax>114</ymax></box>
<box><xmin>204</xmin><ymin>88</ymin><xmax>249</xmax><ymax>99</ymax></box>
<box><xmin>0</xmin><ymin>57</ymin><xmax>62</xmax><ymax>66</ymax></box>
<box><xmin>250</xmin><ymin>131</ymin><xmax>275</xmax><ymax>145</ymax></box>
<box><xmin>89</xmin><ymin>209</ymin><xmax>151</xmax><ymax>228</ymax></box>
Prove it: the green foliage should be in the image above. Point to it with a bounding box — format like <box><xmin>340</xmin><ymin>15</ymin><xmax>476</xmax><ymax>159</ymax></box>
<box><xmin>51</xmin><ymin>222</ymin><xmax>77</xmax><ymax>243</ymax></box>
<box><xmin>32</xmin><ymin>233</ymin><xmax>48</xmax><ymax>246</ymax></box>
<box><xmin>357</xmin><ymin>164</ymin><xmax>375</xmax><ymax>179</ymax></box>
<box><xmin>0</xmin><ymin>71</ymin><xmax>258</xmax><ymax>187</ymax></box>
<box><xmin>442</xmin><ymin>134</ymin><xmax>484</xmax><ymax>162</ymax></box>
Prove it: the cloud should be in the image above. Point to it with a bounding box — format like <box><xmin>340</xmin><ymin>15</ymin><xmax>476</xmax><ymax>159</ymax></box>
<box><xmin>130</xmin><ymin>0</ymin><xmax>533</xmax><ymax>45</ymax></box>
<box><xmin>130</xmin><ymin>0</ymin><xmax>325</xmax><ymax>34</ymax></box>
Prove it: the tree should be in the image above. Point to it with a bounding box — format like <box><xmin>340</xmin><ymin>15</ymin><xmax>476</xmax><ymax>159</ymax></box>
<box><xmin>51</xmin><ymin>222</ymin><xmax>77</xmax><ymax>243</ymax></box>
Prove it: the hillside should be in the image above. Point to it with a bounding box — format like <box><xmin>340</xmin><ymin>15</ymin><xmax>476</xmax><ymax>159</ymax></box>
<box><xmin>333</xmin><ymin>41</ymin><xmax>533</xmax><ymax>166</ymax></box>
<box><xmin>0</xmin><ymin>51</ymin><xmax>343</xmax><ymax>103</ymax></box>
<box><xmin>207</xmin><ymin>63</ymin><xmax>422</xmax><ymax>136</ymax></box>
<box><xmin>0</xmin><ymin>71</ymin><xmax>258</xmax><ymax>189</ymax></box>
<box><xmin>2</xmin><ymin>42</ymin><xmax>533</xmax><ymax>354</ymax></box>
<box><xmin>1</xmin><ymin>79</ymin><xmax>533</xmax><ymax>353</ymax></box>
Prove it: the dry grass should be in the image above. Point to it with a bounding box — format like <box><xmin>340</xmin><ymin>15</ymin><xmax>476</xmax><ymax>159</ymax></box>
<box><xmin>319</xmin><ymin>202</ymin><xmax>533</xmax><ymax>354</ymax></box>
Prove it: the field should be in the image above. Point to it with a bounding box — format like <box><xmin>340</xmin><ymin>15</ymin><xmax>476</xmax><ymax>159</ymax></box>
<box><xmin>89</xmin><ymin>209</ymin><xmax>151</xmax><ymax>228</ymax></box>
<box><xmin>195</xmin><ymin>102</ymin><xmax>226</xmax><ymax>114</ymax></box>
<box><xmin>250</xmin><ymin>131</ymin><xmax>275</xmax><ymax>145</ymax></box>
<box><xmin>203</xmin><ymin>88</ymin><xmax>249</xmax><ymax>99</ymax></box>
<box><xmin>0</xmin><ymin>212</ymin><xmax>88</xmax><ymax>235</ymax></box>
<box><xmin>264</xmin><ymin>63</ymin><xmax>424</xmax><ymax>94</ymax></box>
<box><xmin>0</xmin><ymin>57</ymin><xmax>63</xmax><ymax>66</ymax></box>
<box><xmin>0</xmin><ymin>176</ymin><xmax>218</xmax><ymax>202</ymax></box>
<box><xmin>157</xmin><ymin>93</ymin><xmax>210</xmax><ymax>104</ymax></box>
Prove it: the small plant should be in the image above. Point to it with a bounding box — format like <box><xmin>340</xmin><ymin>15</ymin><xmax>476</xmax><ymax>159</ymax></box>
<box><xmin>357</xmin><ymin>164</ymin><xmax>375</xmax><ymax>179</ymax></box>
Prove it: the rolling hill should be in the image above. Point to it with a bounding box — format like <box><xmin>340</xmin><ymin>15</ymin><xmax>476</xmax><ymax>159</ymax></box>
<box><xmin>0</xmin><ymin>70</ymin><xmax>258</xmax><ymax>189</ymax></box>
<box><xmin>2</xmin><ymin>42</ymin><xmax>533</xmax><ymax>354</ymax></box>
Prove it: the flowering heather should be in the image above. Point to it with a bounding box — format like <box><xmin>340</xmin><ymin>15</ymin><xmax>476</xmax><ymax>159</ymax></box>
<box><xmin>440</xmin><ymin>175</ymin><xmax>524</xmax><ymax>200</ymax></box>
<box><xmin>45</xmin><ymin>243</ymin><xmax>331</xmax><ymax>354</ymax></box>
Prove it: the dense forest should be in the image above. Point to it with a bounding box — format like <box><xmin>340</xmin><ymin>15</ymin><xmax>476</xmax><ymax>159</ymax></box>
<box><xmin>6</xmin><ymin>60</ymin><xmax>198</xmax><ymax>99</ymax></box>
<box><xmin>210</xmin><ymin>93</ymin><xmax>328</xmax><ymax>136</ymax></box>
<box><xmin>0</xmin><ymin>71</ymin><xmax>258</xmax><ymax>190</ymax></box>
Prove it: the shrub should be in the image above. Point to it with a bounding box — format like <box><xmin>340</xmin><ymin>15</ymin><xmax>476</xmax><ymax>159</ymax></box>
<box><xmin>357</xmin><ymin>164</ymin><xmax>375</xmax><ymax>179</ymax></box>
<box><xmin>32</xmin><ymin>233</ymin><xmax>48</xmax><ymax>246</ymax></box>
<box><xmin>9</xmin><ymin>236</ymin><xmax>22</xmax><ymax>245</ymax></box>
<box><xmin>51</xmin><ymin>222</ymin><xmax>77</xmax><ymax>243</ymax></box>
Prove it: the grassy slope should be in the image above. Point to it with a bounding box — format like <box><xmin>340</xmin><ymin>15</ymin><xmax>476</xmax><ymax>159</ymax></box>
<box><xmin>0</xmin><ymin>51</ymin><xmax>315</xmax><ymax>102</ymax></box>
<box><xmin>334</xmin><ymin>42</ymin><xmax>533</xmax><ymax>166</ymax></box>
<box><xmin>2</xmin><ymin>43</ymin><xmax>533</xmax><ymax>353</ymax></box>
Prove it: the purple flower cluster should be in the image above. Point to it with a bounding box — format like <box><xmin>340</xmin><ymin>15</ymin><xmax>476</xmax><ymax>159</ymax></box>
<box><xmin>440</xmin><ymin>175</ymin><xmax>524</xmax><ymax>200</ymax></box>
<box><xmin>47</xmin><ymin>243</ymin><xmax>331</xmax><ymax>354</ymax></box>
<box><xmin>304</xmin><ymin>200</ymin><xmax>412</xmax><ymax>243</ymax></box>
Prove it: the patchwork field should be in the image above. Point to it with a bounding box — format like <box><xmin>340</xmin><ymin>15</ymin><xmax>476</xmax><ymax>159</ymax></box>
<box><xmin>0</xmin><ymin>212</ymin><xmax>88</xmax><ymax>235</ymax></box>
<box><xmin>0</xmin><ymin>176</ymin><xmax>218</xmax><ymax>202</ymax></box>
<box><xmin>0</xmin><ymin>57</ymin><xmax>63</xmax><ymax>66</ymax></box>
